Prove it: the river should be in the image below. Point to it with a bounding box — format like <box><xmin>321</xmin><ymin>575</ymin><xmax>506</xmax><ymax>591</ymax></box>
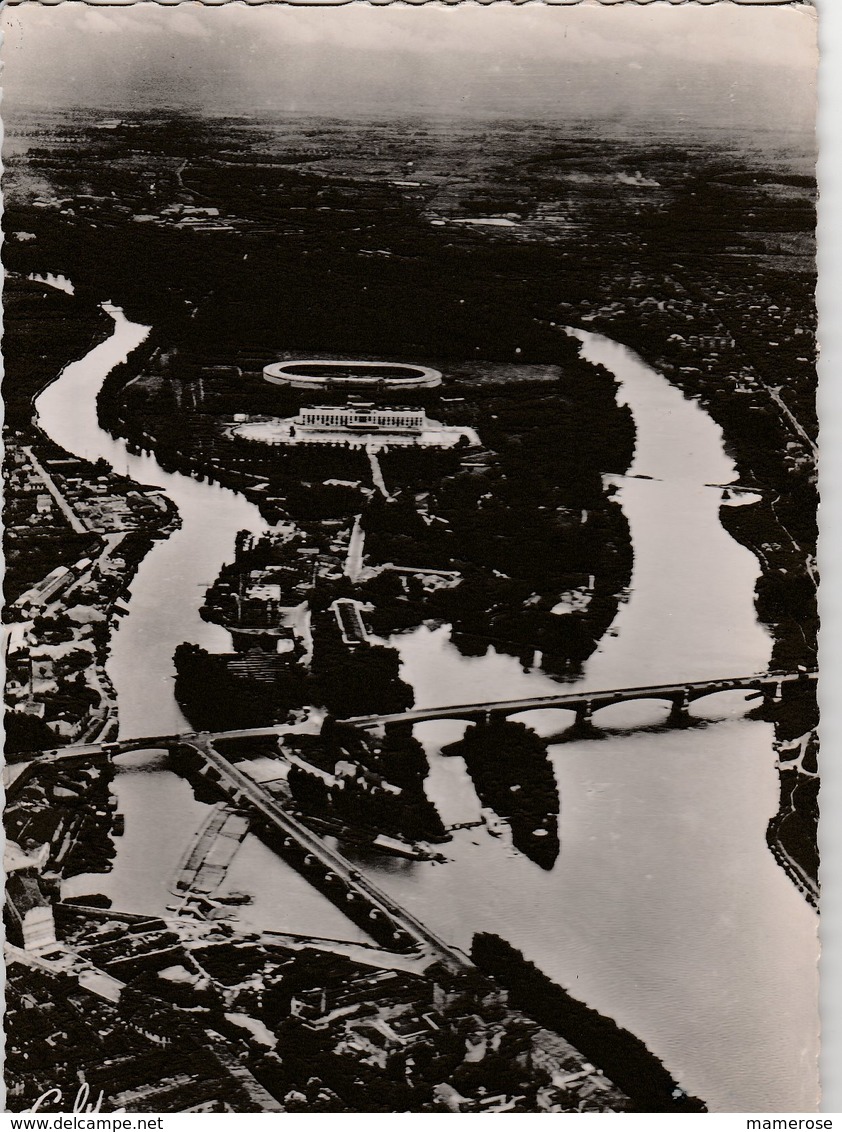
<box><xmin>35</xmin><ymin>305</ymin><xmax>270</xmax><ymax>737</ymax></box>
<box><xmin>34</xmin><ymin>299</ymin><xmax>818</xmax><ymax>1112</ymax></box>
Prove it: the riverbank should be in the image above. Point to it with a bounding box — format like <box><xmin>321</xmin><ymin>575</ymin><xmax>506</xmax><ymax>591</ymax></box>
<box><xmin>580</xmin><ymin>314</ymin><xmax>819</xmax><ymax>902</ymax></box>
<box><xmin>353</xmin><ymin>328</ymin><xmax>818</xmax><ymax>1112</ymax></box>
<box><xmin>471</xmin><ymin>933</ymin><xmax>706</xmax><ymax>1113</ymax></box>
<box><xmin>579</xmin><ymin>302</ymin><xmax>816</xmax><ymax>674</ymax></box>
<box><xmin>30</xmin><ymin>300</ymin><xmax>272</xmax><ymax>738</ymax></box>
<box><xmin>3</xmin><ymin>276</ymin><xmax>112</xmax><ymax>602</ymax></box>
<box><xmin>4</xmin><ymin>280</ymin><xmax>181</xmax><ymax>753</ymax></box>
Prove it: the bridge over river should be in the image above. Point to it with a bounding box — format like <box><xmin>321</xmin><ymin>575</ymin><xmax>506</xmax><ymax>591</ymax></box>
<box><xmin>5</xmin><ymin>671</ymin><xmax>815</xmax><ymax>974</ymax></box>
<box><xmin>177</xmin><ymin>738</ymin><xmax>471</xmax><ymax>970</ymax></box>
<box><xmin>9</xmin><ymin>671</ymin><xmax>816</xmax><ymax>773</ymax></box>
<box><xmin>7</xmin><ymin>729</ymin><xmax>472</xmax><ymax>973</ymax></box>
<box><xmin>341</xmin><ymin>670</ymin><xmax>817</xmax><ymax>731</ymax></box>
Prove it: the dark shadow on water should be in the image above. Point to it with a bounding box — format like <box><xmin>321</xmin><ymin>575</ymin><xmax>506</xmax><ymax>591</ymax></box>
<box><xmin>546</xmin><ymin>713</ymin><xmax>754</xmax><ymax>744</ymax></box>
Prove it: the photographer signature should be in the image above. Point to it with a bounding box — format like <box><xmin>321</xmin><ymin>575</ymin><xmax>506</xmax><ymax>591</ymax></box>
<box><xmin>24</xmin><ymin>1082</ymin><xmax>127</xmax><ymax>1114</ymax></box>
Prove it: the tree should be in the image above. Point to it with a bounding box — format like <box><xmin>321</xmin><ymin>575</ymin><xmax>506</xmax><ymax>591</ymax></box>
<box><xmin>4</xmin><ymin>710</ymin><xmax>61</xmax><ymax>755</ymax></box>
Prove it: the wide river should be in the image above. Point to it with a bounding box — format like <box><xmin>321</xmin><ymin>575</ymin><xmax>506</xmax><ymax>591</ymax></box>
<box><xmin>36</xmin><ymin>301</ymin><xmax>818</xmax><ymax>1111</ymax></box>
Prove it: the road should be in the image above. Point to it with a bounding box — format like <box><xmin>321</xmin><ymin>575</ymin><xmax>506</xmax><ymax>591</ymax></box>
<box><xmin>196</xmin><ymin>738</ymin><xmax>471</xmax><ymax>971</ymax></box>
<box><xmin>23</xmin><ymin>445</ymin><xmax>87</xmax><ymax>534</ymax></box>
<box><xmin>11</xmin><ymin>669</ymin><xmax>817</xmax><ymax>771</ymax></box>
<box><xmin>366</xmin><ymin>448</ymin><xmax>394</xmax><ymax>500</ymax></box>
<box><xmin>341</xmin><ymin>671</ymin><xmax>817</xmax><ymax>729</ymax></box>
<box><xmin>344</xmin><ymin>513</ymin><xmax>366</xmax><ymax>582</ymax></box>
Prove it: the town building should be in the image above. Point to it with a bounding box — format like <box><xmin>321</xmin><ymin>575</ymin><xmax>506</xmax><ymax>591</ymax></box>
<box><xmin>5</xmin><ymin>872</ymin><xmax>57</xmax><ymax>952</ymax></box>
<box><xmin>298</xmin><ymin>404</ymin><xmax>425</xmax><ymax>434</ymax></box>
<box><xmin>229</xmin><ymin>402</ymin><xmax>481</xmax><ymax>450</ymax></box>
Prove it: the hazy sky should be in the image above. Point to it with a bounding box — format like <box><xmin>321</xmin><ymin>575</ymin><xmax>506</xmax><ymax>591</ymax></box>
<box><xmin>1</xmin><ymin>2</ymin><xmax>817</xmax><ymax>129</ymax></box>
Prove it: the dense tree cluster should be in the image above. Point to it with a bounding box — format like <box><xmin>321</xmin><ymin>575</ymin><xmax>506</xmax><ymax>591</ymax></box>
<box><xmin>173</xmin><ymin>643</ymin><xmax>310</xmax><ymax>729</ymax></box>
<box><xmin>2</xmin><ymin>277</ymin><xmax>112</xmax><ymax>432</ymax></box>
<box><xmin>4</xmin><ymin>711</ymin><xmax>60</xmax><ymax>756</ymax></box>
<box><xmin>174</xmin><ymin>609</ymin><xmax>414</xmax><ymax>731</ymax></box>
<box><xmin>309</xmin><ymin>612</ymin><xmax>414</xmax><ymax>719</ymax></box>
<box><xmin>6</xmin><ymin>112</ymin><xmax>818</xmax><ymax>900</ymax></box>
<box><xmin>446</xmin><ymin>719</ymin><xmax>559</xmax><ymax>870</ymax></box>
<box><xmin>470</xmin><ymin>933</ymin><xmax>706</xmax><ymax>1113</ymax></box>
<box><xmin>286</xmin><ymin>719</ymin><xmax>446</xmax><ymax>843</ymax></box>
<box><xmin>287</xmin><ymin>762</ymin><xmax>443</xmax><ymax>844</ymax></box>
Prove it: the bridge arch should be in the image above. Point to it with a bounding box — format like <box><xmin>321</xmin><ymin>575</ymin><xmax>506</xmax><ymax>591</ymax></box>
<box><xmin>588</xmin><ymin>696</ymin><xmax>679</xmax><ymax>728</ymax></box>
<box><xmin>111</xmin><ymin>747</ymin><xmax>172</xmax><ymax>769</ymax></box>
<box><xmin>504</xmin><ymin>705</ymin><xmax>579</xmax><ymax>735</ymax></box>
<box><xmin>683</xmin><ymin>686</ymin><xmax>765</xmax><ymax>718</ymax></box>
<box><xmin>382</xmin><ymin>715</ymin><xmax>485</xmax><ymax>730</ymax></box>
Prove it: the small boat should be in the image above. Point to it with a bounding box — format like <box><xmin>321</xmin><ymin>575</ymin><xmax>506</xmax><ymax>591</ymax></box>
<box><xmin>371</xmin><ymin>833</ymin><xmax>426</xmax><ymax>860</ymax></box>
<box><xmin>481</xmin><ymin>809</ymin><xmax>507</xmax><ymax>838</ymax></box>
<box><xmin>216</xmin><ymin>891</ymin><xmax>253</xmax><ymax>906</ymax></box>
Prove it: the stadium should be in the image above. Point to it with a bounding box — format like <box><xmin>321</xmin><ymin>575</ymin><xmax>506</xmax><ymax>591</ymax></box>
<box><xmin>263</xmin><ymin>359</ymin><xmax>442</xmax><ymax>390</ymax></box>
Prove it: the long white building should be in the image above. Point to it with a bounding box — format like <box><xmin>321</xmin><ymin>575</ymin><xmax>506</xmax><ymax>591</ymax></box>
<box><xmin>228</xmin><ymin>400</ymin><xmax>481</xmax><ymax>450</ymax></box>
<box><xmin>297</xmin><ymin>404</ymin><xmax>425</xmax><ymax>434</ymax></box>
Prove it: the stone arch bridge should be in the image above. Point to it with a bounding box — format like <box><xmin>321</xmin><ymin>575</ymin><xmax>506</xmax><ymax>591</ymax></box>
<box><xmin>13</xmin><ymin>671</ymin><xmax>816</xmax><ymax>772</ymax></box>
<box><xmin>340</xmin><ymin>671</ymin><xmax>817</xmax><ymax>733</ymax></box>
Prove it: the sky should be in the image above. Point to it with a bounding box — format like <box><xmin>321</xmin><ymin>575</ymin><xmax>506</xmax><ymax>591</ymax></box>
<box><xmin>1</xmin><ymin>2</ymin><xmax>818</xmax><ymax>128</ymax></box>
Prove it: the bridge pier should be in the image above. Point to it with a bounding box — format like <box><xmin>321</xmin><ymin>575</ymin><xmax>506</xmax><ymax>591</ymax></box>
<box><xmin>567</xmin><ymin>700</ymin><xmax>601</xmax><ymax>740</ymax></box>
<box><xmin>384</xmin><ymin>720</ymin><xmax>414</xmax><ymax>739</ymax></box>
<box><xmin>667</xmin><ymin>691</ymin><xmax>692</xmax><ymax>728</ymax></box>
<box><xmin>746</xmin><ymin>680</ymin><xmax>785</xmax><ymax>722</ymax></box>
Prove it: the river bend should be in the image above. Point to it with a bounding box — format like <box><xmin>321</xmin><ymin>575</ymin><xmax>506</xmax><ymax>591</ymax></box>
<box><xmin>34</xmin><ymin>299</ymin><xmax>818</xmax><ymax>1112</ymax></box>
